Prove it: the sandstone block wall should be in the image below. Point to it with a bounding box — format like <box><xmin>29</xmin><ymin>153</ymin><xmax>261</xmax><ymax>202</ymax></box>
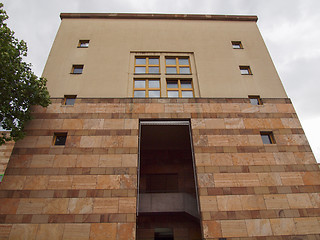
<box><xmin>0</xmin><ymin>98</ymin><xmax>319</xmax><ymax>239</ymax></box>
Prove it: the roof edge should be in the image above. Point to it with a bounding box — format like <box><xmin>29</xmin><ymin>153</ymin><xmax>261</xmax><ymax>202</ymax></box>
<box><xmin>60</xmin><ymin>13</ymin><xmax>258</xmax><ymax>22</ymax></box>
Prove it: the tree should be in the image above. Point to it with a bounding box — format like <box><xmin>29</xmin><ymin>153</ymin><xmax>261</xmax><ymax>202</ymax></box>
<box><xmin>0</xmin><ymin>3</ymin><xmax>50</xmax><ymax>145</ymax></box>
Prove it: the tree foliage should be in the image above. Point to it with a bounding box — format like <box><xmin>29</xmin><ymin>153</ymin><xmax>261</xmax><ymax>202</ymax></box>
<box><xmin>0</xmin><ymin>3</ymin><xmax>50</xmax><ymax>145</ymax></box>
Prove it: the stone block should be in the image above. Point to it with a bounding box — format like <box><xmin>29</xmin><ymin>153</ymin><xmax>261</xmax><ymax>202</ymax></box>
<box><xmin>204</xmin><ymin>119</ymin><xmax>225</xmax><ymax>129</ymax></box>
<box><xmin>99</xmin><ymin>154</ymin><xmax>122</xmax><ymax>167</ymax></box>
<box><xmin>287</xmin><ymin>193</ymin><xmax>313</xmax><ymax>209</ymax></box>
<box><xmin>245</xmin><ymin>219</ymin><xmax>272</xmax><ymax>236</ymax></box>
<box><xmin>199</xmin><ymin>196</ymin><xmax>218</xmax><ymax>211</ymax></box>
<box><xmin>43</xmin><ymin>198</ymin><xmax>69</xmax><ymax>214</ymax></box>
<box><xmin>211</xmin><ymin>153</ymin><xmax>233</xmax><ymax>166</ymax></box>
<box><xmin>280</xmin><ymin>172</ymin><xmax>304</xmax><ymax>186</ymax></box>
<box><xmin>224</xmin><ymin>118</ymin><xmax>245</xmax><ymax>129</ymax></box>
<box><xmin>9</xmin><ymin>224</ymin><xmax>38</xmax><ymax>240</ymax></box>
<box><xmin>0</xmin><ymin>224</ymin><xmax>12</xmax><ymax>239</ymax></box>
<box><xmin>294</xmin><ymin>217</ymin><xmax>320</xmax><ymax>235</ymax></box>
<box><xmin>72</xmin><ymin>175</ymin><xmax>97</xmax><ymax>189</ymax></box>
<box><xmin>264</xmin><ymin>194</ymin><xmax>289</xmax><ymax>210</ymax></box>
<box><xmin>48</xmin><ymin>176</ymin><xmax>73</xmax><ymax>189</ymax></box>
<box><xmin>96</xmin><ymin>175</ymin><xmax>120</xmax><ymax>189</ymax></box>
<box><xmin>36</xmin><ymin>224</ymin><xmax>64</xmax><ymax>240</ymax></box>
<box><xmin>214</xmin><ymin>173</ymin><xmax>237</xmax><ymax>187</ymax></box>
<box><xmin>80</xmin><ymin>136</ymin><xmax>103</xmax><ymax>148</ymax></box>
<box><xmin>17</xmin><ymin>199</ymin><xmax>46</xmax><ymax>214</ymax></box>
<box><xmin>197</xmin><ymin>173</ymin><xmax>215</xmax><ymax>187</ymax></box>
<box><xmin>24</xmin><ymin>176</ymin><xmax>49</xmax><ymax>190</ymax></box>
<box><xmin>89</xmin><ymin>223</ymin><xmax>117</xmax><ymax>240</ymax></box>
<box><xmin>0</xmin><ymin>198</ymin><xmax>20</xmax><ymax>214</ymax></box>
<box><xmin>119</xmin><ymin>197</ymin><xmax>136</xmax><ymax>213</ymax></box>
<box><xmin>53</xmin><ymin>155</ymin><xmax>77</xmax><ymax>168</ymax></box>
<box><xmin>217</xmin><ymin>195</ymin><xmax>242</xmax><ymax>211</ymax></box>
<box><xmin>76</xmin><ymin>155</ymin><xmax>99</xmax><ymax>167</ymax></box>
<box><xmin>63</xmin><ymin>223</ymin><xmax>90</xmax><ymax>240</ymax></box>
<box><xmin>93</xmin><ymin>198</ymin><xmax>119</xmax><ymax>213</ymax></box>
<box><xmin>202</xmin><ymin>221</ymin><xmax>222</xmax><ymax>238</ymax></box>
<box><xmin>240</xmin><ymin>195</ymin><xmax>266</xmax><ymax>210</ymax></box>
<box><xmin>0</xmin><ymin>176</ymin><xmax>26</xmax><ymax>190</ymax></box>
<box><xmin>270</xmin><ymin>218</ymin><xmax>296</xmax><ymax>235</ymax></box>
<box><xmin>221</xmin><ymin>220</ymin><xmax>248</xmax><ymax>237</ymax></box>
<box><xmin>118</xmin><ymin>223</ymin><xmax>135</xmax><ymax>240</ymax></box>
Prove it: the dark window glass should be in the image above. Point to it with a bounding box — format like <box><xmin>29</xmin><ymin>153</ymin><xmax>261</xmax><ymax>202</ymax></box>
<box><xmin>54</xmin><ymin>133</ymin><xmax>67</xmax><ymax>146</ymax></box>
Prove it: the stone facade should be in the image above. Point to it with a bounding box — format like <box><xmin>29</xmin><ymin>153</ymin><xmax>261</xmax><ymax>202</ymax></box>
<box><xmin>0</xmin><ymin>97</ymin><xmax>319</xmax><ymax>239</ymax></box>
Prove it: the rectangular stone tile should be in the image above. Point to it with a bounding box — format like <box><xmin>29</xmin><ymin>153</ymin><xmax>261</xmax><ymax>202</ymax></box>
<box><xmin>68</xmin><ymin>198</ymin><xmax>94</xmax><ymax>214</ymax></box>
<box><xmin>121</xmin><ymin>154</ymin><xmax>137</xmax><ymax>168</ymax></box>
<box><xmin>199</xmin><ymin>196</ymin><xmax>218</xmax><ymax>211</ymax></box>
<box><xmin>24</xmin><ymin>176</ymin><xmax>49</xmax><ymax>190</ymax></box>
<box><xmin>96</xmin><ymin>175</ymin><xmax>120</xmax><ymax>190</ymax></box>
<box><xmin>17</xmin><ymin>199</ymin><xmax>46</xmax><ymax>214</ymax></box>
<box><xmin>0</xmin><ymin>224</ymin><xmax>12</xmax><ymax>239</ymax></box>
<box><xmin>214</xmin><ymin>173</ymin><xmax>237</xmax><ymax>187</ymax></box>
<box><xmin>36</xmin><ymin>224</ymin><xmax>64</xmax><ymax>240</ymax></box>
<box><xmin>294</xmin><ymin>217</ymin><xmax>320</xmax><ymax>235</ymax></box>
<box><xmin>270</xmin><ymin>218</ymin><xmax>296</xmax><ymax>235</ymax></box>
<box><xmin>9</xmin><ymin>224</ymin><xmax>38</xmax><ymax>240</ymax></box>
<box><xmin>217</xmin><ymin>195</ymin><xmax>242</xmax><ymax>211</ymax></box>
<box><xmin>62</xmin><ymin>223</ymin><xmax>90</xmax><ymax>240</ymax></box>
<box><xmin>72</xmin><ymin>176</ymin><xmax>97</xmax><ymax>190</ymax></box>
<box><xmin>221</xmin><ymin>220</ymin><xmax>248</xmax><ymax>237</ymax></box>
<box><xmin>245</xmin><ymin>219</ymin><xmax>272</xmax><ymax>237</ymax></box>
<box><xmin>0</xmin><ymin>176</ymin><xmax>26</xmax><ymax>190</ymax></box>
<box><xmin>93</xmin><ymin>198</ymin><xmax>118</xmax><ymax>214</ymax></box>
<box><xmin>0</xmin><ymin>199</ymin><xmax>20</xmax><ymax>214</ymax></box>
<box><xmin>264</xmin><ymin>194</ymin><xmax>289</xmax><ymax>210</ymax></box>
<box><xmin>53</xmin><ymin>155</ymin><xmax>77</xmax><ymax>168</ymax></box>
<box><xmin>118</xmin><ymin>223</ymin><xmax>135</xmax><ymax>240</ymax></box>
<box><xmin>48</xmin><ymin>176</ymin><xmax>73</xmax><ymax>190</ymax></box>
<box><xmin>42</xmin><ymin>199</ymin><xmax>69</xmax><ymax>214</ymax></box>
<box><xmin>89</xmin><ymin>223</ymin><xmax>117</xmax><ymax>240</ymax></box>
<box><xmin>240</xmin><ymin>195</ymin><xmax>266</xmax><ymax>210</ymax></box>
<box><xmin>76</xmin><ymin>155</ymin><xmax>99</xmax><ymax>168</ymax></box>
<box><xmin>280</xmin><ymin>172</ymin><xmax>304</xmax><ymax>186</ymax></box>
<box><xmin>202</xmin><ymin>221</ymin><xmax>222</xmax><ymax>238</ymax></box>
<box><xmin>287</xmin><ymin>193</ymin><xmax>313</xmax><ymax>209</ymax></box>
<box><xmin>119</xmin><ymin>197</ymin><xmax>136</xmax><ymax>213</ymax></box>
<box><xmin>236</xmin><ymin>173</ymin><xmax>260</xmax><ymax>187</ymax></box>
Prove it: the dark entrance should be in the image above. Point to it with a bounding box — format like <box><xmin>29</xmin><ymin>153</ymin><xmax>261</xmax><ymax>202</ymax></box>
<box><xmin>136</xmin><ymin>121</ymin><xmax>202</xmax><ymax>240</ymax></box>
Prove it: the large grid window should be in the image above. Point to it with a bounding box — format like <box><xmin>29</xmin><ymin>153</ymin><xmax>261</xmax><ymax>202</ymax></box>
<box><xmin>165</xmin><ymin>57</ymin><xmax>191</xmax><ymax>74</ymax></box>
<box><xmin>135</xmin><ymin>57</ymin><xmax>160</xmax><ymax>74</ymax></box>
<box><xmin>134</xmin><ymin>79</ymin><xmax>160</xmax><ymax>98</ymax></box>
<box><xmin>166</xmin><ymin>79</ymin><xmax>194</xmax><ymax>98</ymax></box>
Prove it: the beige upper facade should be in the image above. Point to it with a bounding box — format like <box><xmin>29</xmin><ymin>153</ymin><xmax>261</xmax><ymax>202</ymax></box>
<box><xmin>43</xmin><ymin>13</ymin><xmax>287</xmax><ymax>98</ymax></box>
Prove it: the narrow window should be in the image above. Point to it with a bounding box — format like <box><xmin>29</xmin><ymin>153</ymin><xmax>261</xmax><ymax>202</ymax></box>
<box><xmin>249</xmin><ymin>95</ymin><xmax>262</xmax><ymax>105</ymax></box>
<box><xmin>71</xmin><ymin>65</ymin><xmax>84</xmax><ymax>74</ymax></box>
<box><xmin>232</xmin><ymin>41</ymin><xmax>243</xmax><ymax>49</ymax></box>
<box><xmin>133</xmin><ymin>79</ymin><xmax>160</xmax><ymax>98</ymax></box>
<box><xmin>78</xmin><ymin>40</ymin><xmax>89</xmax><ymax>48</ymax></box>
<box><xmin>239</xmin><ymin>66</ymin><xmax>252</xmax><ymax>75</ymax></box>
<box><xmin>260</xmin><ymin>132</ymin><xmax>275</xmax><ymax>144</ymax></box>
<box><xmin>167</xmin><ymin>79</ymin><xmax>194</xmax><ymax>98</ymax></box>
<box><xmin>135</xmin><ymin>57</ymin><xmax>160</xmax><ymax>74</ymax></box>
<box><xmin>64</xmin><ymin>95</ymin><xmax>77</xmax><ymax>106</ymax></box>
<box><xmin>53</xmin><ymin>132</ymin><xmax>67</xmax><ymax>146</ymax></box>
<box><xmin>165</xmin><ymin>57</ymin><xmax>191</xmax><ymax>74</ymax></box>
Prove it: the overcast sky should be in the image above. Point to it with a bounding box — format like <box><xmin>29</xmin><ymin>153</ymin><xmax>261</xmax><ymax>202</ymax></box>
<box><xmin>2</xmin><ymin>0</ymin><xmax>319</xmax><ymax>162</ymax></box>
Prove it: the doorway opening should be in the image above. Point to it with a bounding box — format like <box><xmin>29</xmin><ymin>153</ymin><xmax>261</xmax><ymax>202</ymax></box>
<box><xmin>136</xmin><ymin>121</ymin><xmax>202</xmax><ymax>240</ymax></box>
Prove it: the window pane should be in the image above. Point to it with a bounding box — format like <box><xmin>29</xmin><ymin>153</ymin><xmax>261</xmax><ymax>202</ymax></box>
<box><xmin>167</xmin><ymin>81</ymin><xmax>178</xmax><ymax>88</ymax></box>
<box><xmin>134</xmin><ymin>90</ymin><xmax>145</xmax><ymax>97</ymax></box>
<box><xmin>180</xmin><ymin>81</ymin><xmax>192</xmax><ymax>89</ymax></box>
<box><xmin>250</xmin><ymin>98</ymin><xmax>259</xmax><ymax>105</ymax></box>
<box><xmin>73</xmin><ymin>67</ymin><xmax>83</xmax><ymax>74</ymax></box>
<box><xmin>166</xmin><ymin>67</ymin><xmax>177</xmax><ymax>74</ymax></box>
<box><xmin>136</xmin><ymin>58</ymin><xmax>146</xmax><ymax>65</ymax></box>
<box><xmin>149</xmin><ymin>80</ymin><xmax>160</xmax><ymax>88</ymax></box>
<box><xmin>181</xmin><ymin>91</ymin><xmax>193</xmax><ymax>98</ymax></box>
<box><xmin>166</xmin><ymin>58</ymin><xmax>176</xmax><ymax>65</ymax></box>
<box><xmin>149</xmin><ymin>67</ymin><xmax>159</xmax><ymax>74</ymax></box>
<box><xmin>134</xmin><ymin>80</ymin><xmax>146</xmax><ymax>88</ymax></box>
<box><xmin>261</xmin><ymin>134</ymin><xmax>271</xmax><ymax>144</ymax></box>
<box><xmin>55</xmin><ymin>135</ymin><xmax>67</xmax><ymax>146</ymax></box>
<box><xmin>168</xmin><ymin>91</ymin><xmax>179</xmax><ymax>98</ymax></box>
<box><xmin>178</xmin><ymin>58</ymin><xmax>189</xmax><ymax>65</ymax></box>
<box><xmin>149</xmin><ymin>58</ymin><xmax>159</xmax><ymax>65</ymax></box>
<box><xmin>233</xmin><ymin>44</ymin><xmax>241</xmax><ymax>49</ymax></box>
<box><xmin>135</xmin><ymin>67</ymin><xmax>146</xmax><ymax>74</ymax></box>
<box><xmin>179</xmin><ymin>67</ymin><xmax>190</xmax><ymax>74</ymax></box>
<box><xmin>65</xmin><ymin>98</ymin><xmax>75</xmax><ymax>106</ymax></box>
<box><xmin>149</xmin><ymin>90</ymin><xmax>160</xmax><ymax>98</ymax></box>
<box><xmin>240</xmin><ymin>69</ymin><xmax>249</xmax><ymax>75</ymax></box>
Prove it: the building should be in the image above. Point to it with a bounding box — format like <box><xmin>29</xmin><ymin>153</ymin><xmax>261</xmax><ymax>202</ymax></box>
<box><xmin>0</xmin><ymin>13</ymin><xmax>320</xmax><ymax>239</ymax></box>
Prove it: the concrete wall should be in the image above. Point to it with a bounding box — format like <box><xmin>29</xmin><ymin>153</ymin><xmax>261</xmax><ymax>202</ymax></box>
<box><xmin>43</xmin><ymin>15</ymin><xmax>287</xmax><ymax>98</ymax></box>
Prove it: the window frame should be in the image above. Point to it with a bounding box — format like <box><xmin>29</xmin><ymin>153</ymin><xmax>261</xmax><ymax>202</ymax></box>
<box><xmin>260</xmin><ymin>131</ymin><xmax>275</xmax><ymax>144</ymax></box>
<box><xmin>248</xmin><ymin>95</ymin><xmax>263</xmax><ymax>105</ymax></box>
<box><xmin>63</xmin><ymin>95</ymin><xmax>77</xmax><ymax>106</ymax></box>
<box><xmin>78</xmin><ymin>40</ymin><xmax>90</xmax><ymax>48</ymax></box>
<box><xmin>71</xmin><ymin>65</ymin><xmax>84</xmax><ymax>74</ymax></box>
<box><xmin>133</xmin><ymin>79</ymin><xmax>161</xmax><ymax>98</ymax></box>
<box><xmin>166</xmin><ymin>79</ymin><xmax>194</xmax><ymax>98</ymax></box>
<box><xmin>53</xmin><ymin>132</ymin><xmax>68</xmax><ymax>146</ymax></box>
<box><xmin>134</xmin><ymin>56</ymin><xmax>160</xmax><ymax>74</ymax></box>
<box><xmin>165</xmin><ymin>57</ymin><xmax>191</xmax><ymax>75</ymax></box>
<box><xmin>231</xmin><ymin>41</ymin><xmax>243</xmax><ymax>49</ymax></box>
<box><xmin>239</xmin><ymin>66</ymin><xmax>252</xmax><ymax>75</ymax></box>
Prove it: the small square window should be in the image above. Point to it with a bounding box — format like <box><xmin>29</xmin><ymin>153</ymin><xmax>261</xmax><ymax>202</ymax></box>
<box><xmin>71</xmin><ymin>65</ymin><xmax>84</xmax><ymax>74</ymax></box>
<box><xmin>232</xmin><ymin>41</ymin><xmax>243</xmax><ymax>49</ymax></box>
<box><xmin>260</xmin><ymin>132</ymin><xmax>275</xmax><ymax>144</ymax></box>
<box><xmin>239</xmin><ymin>66</ymin><xmax>252</xmax><ymax>75</ymax></box>
<box><xmin>53</xmin><ymin>133</ymin><xmax>67</xmax><ymax>146</ymax></box>
<box><xmin>78</xmin><ymin>40</ymin><xmax>89</xmax><ymax>48</ymax></box>
<box><xmin>249</xmin><ymin>95</ymin><xmax>262</xmax><ymax>105</ymax></box>
<box><xmin>64</xmin><ymin>95</ymin><xmax>77</xmax><ymax>106</ymax></box>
